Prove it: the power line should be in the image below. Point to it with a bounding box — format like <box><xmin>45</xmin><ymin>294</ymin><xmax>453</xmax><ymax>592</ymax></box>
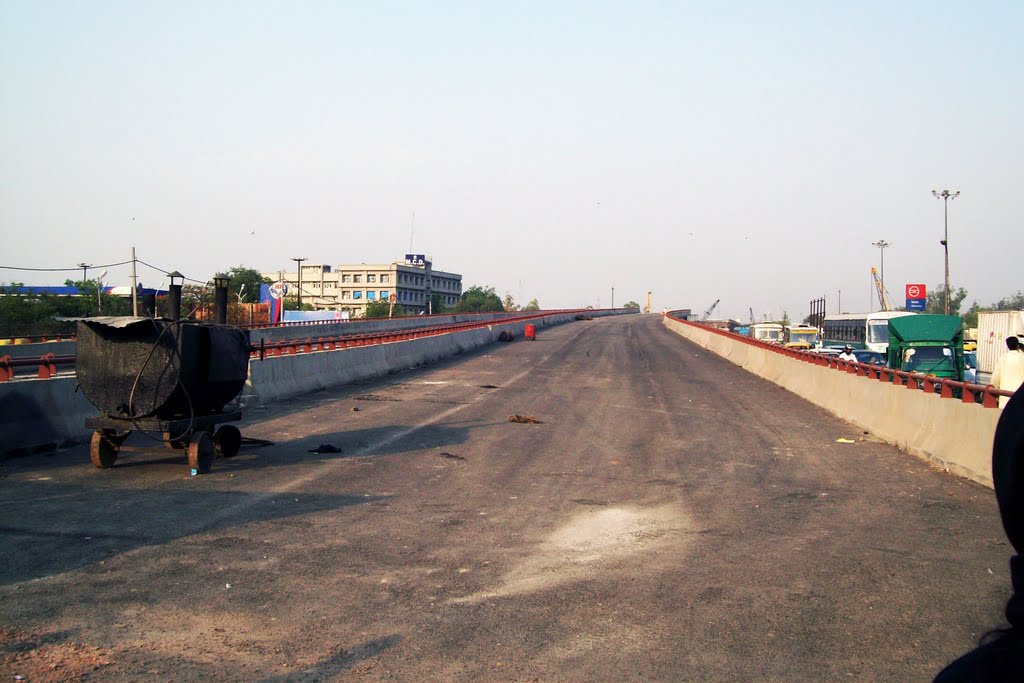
<box><xmin>0</xmin><ymin>260</ymin><xmax>133</xmax><ymax>272</ymax></box>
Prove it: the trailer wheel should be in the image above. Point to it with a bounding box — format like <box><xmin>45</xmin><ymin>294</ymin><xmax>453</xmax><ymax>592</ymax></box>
<box><xmin>163</xmin><ymin>431</ymin><xmax>187</xmax><ymax>450</ymax></box>
<box><xmin>187</xmin><ymin>432</ymin><xmax>214</xmax><ymax>474</ymax></box>
<box><xmin>214</xmin><ymin>425</ymin><xmax>242</xmax><ymax>458</ymax></box>
<box><xmin>90</xmin><ymin>430</ymin><xmax>125</xmax><ymax>469</ymax></box>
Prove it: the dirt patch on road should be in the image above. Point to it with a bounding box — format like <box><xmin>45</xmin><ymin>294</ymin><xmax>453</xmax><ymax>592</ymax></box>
<box><xmin>451</xmin><ymin>504</ymin><xmax>693</xmax><ymax>604</ymax></box>
<box><xmin>1</xmin><ymin>628</ymin><xmax>111</xmax><ymax>682</ymax></box>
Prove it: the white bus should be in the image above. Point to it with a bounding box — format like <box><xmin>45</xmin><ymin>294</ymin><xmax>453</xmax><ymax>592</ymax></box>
<box><xmin>822</xmin><ymin>311</ymin><xmax>916</xmax><ymax>353</ymax></box>
<box><xmin>749</xmin><ymin>322</ymin><xmax>784</xmax><ymax>344</ymax></box>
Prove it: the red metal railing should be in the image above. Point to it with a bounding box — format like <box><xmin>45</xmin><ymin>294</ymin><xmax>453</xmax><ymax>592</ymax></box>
<box><xmin>249</xmin><ymin>311</ymin><xmax>585</xmax><ymax>358</ymax></box>
<box><xmin>239</xmin><ymin>309</ymin><xmax>547</xmax><ymax>331</ymax></box>
<box><xmin>0</xmin><ymin>310</ymin><xmax>615</xmax><ymax>380</ymax></box>
<box><xmin>665</xmin><ymin>311</ymin><xmax>1011</xmax><ymax>408</ymax></box>
<box><xmin>0</xmin><ymin>353</ymin><xmax>77</xmax><ymax>381</ymax></box>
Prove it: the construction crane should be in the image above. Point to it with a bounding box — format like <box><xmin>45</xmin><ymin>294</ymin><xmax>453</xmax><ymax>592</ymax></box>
<box><xmin>871</xmin><ymin>267</ymin><xmax>891</xmax><ymax>311</ymax></box>
<box><xmin>701</xmin><ymin>299</ymin><xmax>720</xmax><ymax>321</ymax></box>
<box><xmin>749</xmin><ymin>307</ymin><xmax>755</xmax><ymax>325</ymax></box>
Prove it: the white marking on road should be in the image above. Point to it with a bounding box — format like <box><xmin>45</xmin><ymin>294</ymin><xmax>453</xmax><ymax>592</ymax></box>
<box><xmin>449</xmin><ymin>504</ymin><xmax>693</xmax><ymax>604</ymax></box>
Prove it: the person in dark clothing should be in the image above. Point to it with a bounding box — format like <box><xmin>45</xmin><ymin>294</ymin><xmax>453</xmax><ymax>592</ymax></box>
<box><xmin>934</xmin><ymin>383</ymin><xmax>1024</xmax><ymax>681</ymax></box>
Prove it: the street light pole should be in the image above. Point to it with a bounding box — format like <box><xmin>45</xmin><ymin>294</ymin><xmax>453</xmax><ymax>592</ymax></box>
<box><xmin>291</xmin><ymin>257</ymin><xmax>307</xmax><ymax>309</ymax></box>
<box><xmin>931</xmin><ymin>189</ymin><xmax>960</xmax><ymax>315</ymax></box>
<box><xmin>871</xmin><ymin>239</ymin><xmax>891</xmax><ymax>294</ymax></box>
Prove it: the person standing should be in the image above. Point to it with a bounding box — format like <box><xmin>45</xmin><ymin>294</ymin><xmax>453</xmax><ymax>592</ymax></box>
<box><xmin>992</xmin><ymin>337</ymin><xmax>1024</xmax><ymax>409</ymax></box>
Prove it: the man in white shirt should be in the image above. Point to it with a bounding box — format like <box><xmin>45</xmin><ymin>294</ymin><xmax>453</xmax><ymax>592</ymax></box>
<box><xmin>838</xmin><ymin>344</ymin><xmax>857</xmax><ymax>362</ymax></box>
<box><xmin>992</xmin><ymin>336</ymin><xmax>1024</xmax><ymax>409</ymax></box>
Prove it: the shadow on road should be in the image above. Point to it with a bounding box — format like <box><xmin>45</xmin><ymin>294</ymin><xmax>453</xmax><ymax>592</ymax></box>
<box><xmin>0</xmin><ymin>484</ymin><xmax>387</xmax><ymax>585</ymax></box>
<box><xmin>257</xmin><ymin>635</ymin><xmax>402</xmax><ymax>682</ymax></box>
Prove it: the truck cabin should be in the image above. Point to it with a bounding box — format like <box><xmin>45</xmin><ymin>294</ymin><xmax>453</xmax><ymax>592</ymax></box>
<box><xmin>886</xmin><ymin>314</ymin><xmax>964</xmax><ymax>381</ymax></box>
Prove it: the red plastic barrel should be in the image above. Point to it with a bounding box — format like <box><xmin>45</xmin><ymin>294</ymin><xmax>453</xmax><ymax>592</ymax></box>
<box><xmin>524</xmin><ymin>324</ymin><xmax>536</xmax><ymax>340</ymax></box>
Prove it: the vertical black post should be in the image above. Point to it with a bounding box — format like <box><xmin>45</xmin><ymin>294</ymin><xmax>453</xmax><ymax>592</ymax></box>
<box><xmin>169</xmin><ymin>284</ymin><xmax>182</xmax><ymax>321</ymax></box>
<box><xmin>214</xmin><ymin>277</ymin><xmax>229</xmax><ymax>325</ymax></box>
<box><xmin>141</xmin><ymin>291</ymin><xmax>156</xmax><ymax>318</ymax></box>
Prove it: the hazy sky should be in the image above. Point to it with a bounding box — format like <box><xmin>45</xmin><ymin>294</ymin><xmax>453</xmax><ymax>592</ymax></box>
<box><xmin>2</xmin><ymin>1</ymin><xmax>1021</xmax><ymax>319</ymax></box>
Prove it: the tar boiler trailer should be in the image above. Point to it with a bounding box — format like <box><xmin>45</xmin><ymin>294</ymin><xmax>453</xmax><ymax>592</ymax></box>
<box><xmin>76</xmin><ymin>316</ymin><xmax>250</xmax><ymax>473</ymax></box>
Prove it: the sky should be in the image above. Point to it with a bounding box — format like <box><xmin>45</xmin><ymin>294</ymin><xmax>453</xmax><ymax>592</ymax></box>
<box><xmin>1</xmin><ymin>1</ymin><xmax>1021</xmax><ymax>319</ymax></box>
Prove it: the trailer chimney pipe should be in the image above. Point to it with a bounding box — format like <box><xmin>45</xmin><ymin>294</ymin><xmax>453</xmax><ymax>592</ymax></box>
<box><xmin>213</xmin><ymin>276</ymin><xmax>230</xmax><ymax>325</ymax></box>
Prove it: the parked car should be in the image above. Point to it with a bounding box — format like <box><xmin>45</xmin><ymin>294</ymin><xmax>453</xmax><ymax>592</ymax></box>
<box><xmin>852</xmin><ymin>349</ymin><xmax>886</xmax><ymax>365</ymax></box>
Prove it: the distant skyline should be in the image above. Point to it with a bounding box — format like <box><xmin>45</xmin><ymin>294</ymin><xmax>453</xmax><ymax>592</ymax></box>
<box><xmin>2</xmin><ymin>1</ymin><xmax>1021</xmax><ymax>319</ymax></box>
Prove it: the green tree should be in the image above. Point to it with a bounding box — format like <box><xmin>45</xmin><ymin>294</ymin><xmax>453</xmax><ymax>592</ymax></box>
<box><xmin>364</xmin><ymin>299</ymin><xmax>404</xmax><ymax>318</ymax></box>
<box><xmin>523</xmin><ymin>298</ymin><xmax>540</xmax><ymax>311</ymax></box>
<box><xmin>623</xmin><ymin>301</ymin><xmax>641</xmax><ymax>310</ymax></box>
<box><xmin>503</xmin><ymin>293</ymin><xmax>519</xmax><ymax>311</ymax></box>
<box><xmin>453</xmin><ymin>286</ymin><xmax>504</xmax><ymax>312</ymax></box>
<box><xmin>925</xmin><ymin>284</ymin><xmax>969</xmax><ymax>316</ymax></box>
<box><xmin>993</xmin><ymin>291</ymin><xmax>1024</xmax><ymax>311</ymax></box>
<box><xmin>214</xmin><ymin>266</ymin><xmax>272</xmax><ymax>304</ymax></box>
<box><xmin>430</xmin><ymin>292</ymin><xmax>447</xmax><ymax>314</ymax></box>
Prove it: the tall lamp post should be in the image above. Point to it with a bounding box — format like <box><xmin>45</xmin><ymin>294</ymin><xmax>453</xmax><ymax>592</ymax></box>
<box><xmin>931</xmin><ymin>189</ymin><xmax>960</xmax><ymax>315</ymax></box>
<box><xmin>871</xmin><ymin>239</ymin><xmax>891</xmax><ymax>303</ymax></box>
<box><xmin>291</xmin><ymin>257</ymin><xmax>307</xmax><ymax>309</ymax></box>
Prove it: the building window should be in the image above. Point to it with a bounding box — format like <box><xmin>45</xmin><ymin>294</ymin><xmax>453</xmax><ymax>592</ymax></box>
<box><xmin>367</xmin><ymin>291</ymin><xmax>376</xmax><ymax>300</ymax></box>
<box><xmin>381</xmin><ymin>274</ymin><xmax>389</xmax><ymax>284</ymax></box>
<box><xmin>380</xmin><ymin>290</ymin><xmax>388</xmax><ymax>299</ymax></box>
<box><xmin>353</xmin><ymin>291</ymin><xmax>362</xmax><ymax>299</ymax></box>
<box><xmin>342</xmin><ymin>290</ymin><xmax>350</xmax><ymax>299</ymax></box>
<box><xmin>353</xmin><ymin>275</ymin><xmax>362</xmax><ymax>283</ymax></box>
<box><xmin>341</xmin><ymin>274</ymin><xmax>351</xmax><ymax>283</ymax></box>
<box><xmin>367</xmin><ymin>274</ymin><xmax>376</xmax><ymax>283</ymax></box>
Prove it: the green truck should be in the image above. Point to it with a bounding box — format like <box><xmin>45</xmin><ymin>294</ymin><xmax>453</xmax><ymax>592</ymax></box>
<box><xmin>886</xmin><ymin>314</ymin><xmax>964</xmax><ymax>382</ymax></box>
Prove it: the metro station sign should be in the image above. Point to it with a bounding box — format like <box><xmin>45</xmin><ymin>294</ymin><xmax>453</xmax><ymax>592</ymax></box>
<box><xmin>905</xmin><ymin>283</ymin><xmax>927</xmax><ymax>311</ymax></box>
<box><xmin>906</xmin><ymin>284</ymin><xmax>926</xmax><ymax>299</ymax></box>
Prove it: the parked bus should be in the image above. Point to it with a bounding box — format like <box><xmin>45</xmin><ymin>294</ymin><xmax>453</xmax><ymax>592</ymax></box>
<box><xmin>749</xmin><ymin>322</ymin><xmax>784</xmax><ymax>344</ymax></box>
<box><xmin>822</xmin><ymin>311</ymin><xmax>915</xmax><ymax>353</ymax></box>
<box><xmin>783</xmin><ymin>325</ymin><xmax>820</xmax><ymax>350</ymax></box>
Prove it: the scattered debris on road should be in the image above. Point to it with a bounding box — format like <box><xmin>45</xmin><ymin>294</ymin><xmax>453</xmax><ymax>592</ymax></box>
<box><xmin>352</xmin><ymin>406</ymin><xmax>361</xmax><ymax>412</ymax></box>
<box><xmin>575</xmin><ymin>313</ymin><xmax>593</xmax><ymax>320</ymax></box>
<box><xmin>478</xmin><ymin>384</ymin><xmax>500</xmax><ymax>389</ymax></box>
<box><xmin>438</xmin><ymin>451</ymin><xmax>465</xmax><ymax>461</ymax></box>
<box><xmin>354</xmin><ymin>394</ymin><xmax>401</xmax><ymax>402</ymax></box>
<box><xmin>498</xmin><ymin>331</ymin><xmax>515</xmax><ymax>342</ymax></box>
<box><xmin>509</xmin><ymin>415</ymin><xmax>543</xmax><ymax>424</ymax></box>
<box><xmin>308</xmin><ymin>443</ymin><xmax>342</xmax><ymax>454</ymax></box>
<box><xmin>835</xmin><ymin>438</ymin><xmax>856</xmax><ymax>444</ymax></box>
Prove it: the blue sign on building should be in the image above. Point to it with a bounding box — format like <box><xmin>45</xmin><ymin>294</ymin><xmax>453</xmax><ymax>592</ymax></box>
<box><xmin>906</xmin><ymin>298</ymin><xmax>926</xmax><ymax>311</ymax></box>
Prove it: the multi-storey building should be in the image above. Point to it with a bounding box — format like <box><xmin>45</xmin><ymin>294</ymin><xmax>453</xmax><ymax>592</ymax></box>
<box><xmin>262</xmin><ymin>259</ymin><xmax>462</xmax><ymax>318</ymax></box>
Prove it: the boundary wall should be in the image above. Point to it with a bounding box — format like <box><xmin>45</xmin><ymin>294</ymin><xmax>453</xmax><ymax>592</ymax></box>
<box><xmin>2</xmin><ymin>310</ymin><xmax>631</xmax><ymax>457</ymax></box>
<box><xmin>663</xmin><ymin>315</ymin><xmax>999</xmax><ymax>488</ymax></box>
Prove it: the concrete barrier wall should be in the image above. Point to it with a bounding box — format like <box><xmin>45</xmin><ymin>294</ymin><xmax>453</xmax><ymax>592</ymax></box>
<box><xmin>2</xmin><ymin>309</ymin><xmax>634</xmax><ymax>456</ymax></box>
<box><xmin>0</xmin><ymin>377</ymin><xmax>99</xmax><ymax>456</ymax></box>
<box><xmin>663</xmin><ymin>316</ymin><xmax>999</xmax><ymax>488</ymax></box>
<box><xmin>247</xmin><ymin>312</ymin><xmax>591</xmax><ymax>404</ymax></box>
<box><xmin>0</xmin><ymin>340</ymin><xmax>76</xmax><ymax>359</ymax></box>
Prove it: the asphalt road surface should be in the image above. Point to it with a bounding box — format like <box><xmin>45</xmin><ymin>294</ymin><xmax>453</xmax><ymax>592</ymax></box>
<box><xmin>0</xmin><ymin>314</ymin><xmax>1010</xmax><ymax>681</ymax></box>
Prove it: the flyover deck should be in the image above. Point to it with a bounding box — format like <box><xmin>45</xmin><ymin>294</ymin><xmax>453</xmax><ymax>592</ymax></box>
<box><xmin>0</xmin><ymin>314</ymin><xmax>1004</xmax><ymax>680</ymax></box>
